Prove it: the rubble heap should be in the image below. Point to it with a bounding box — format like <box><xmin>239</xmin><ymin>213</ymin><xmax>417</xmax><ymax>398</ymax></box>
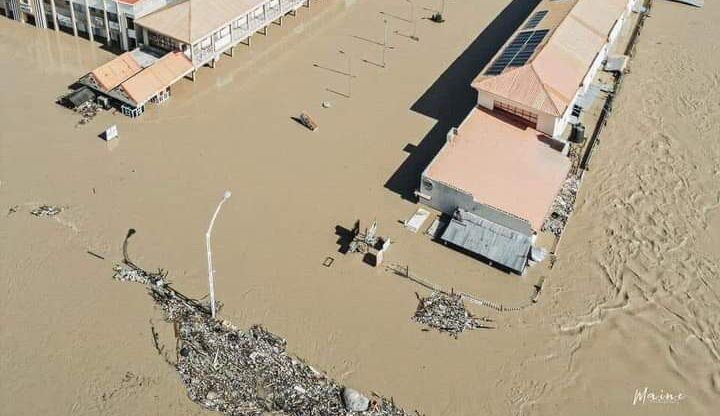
<box><xmin>412</xmin><ymin>291</ymin><xmax>491</xmax><ymax>337</ymax></box>
<box><xmin>112</xmin><ymin>262</ymin><xmax>415</xmax><ymax>416</ymax></box>
<box><xmin>76</xmin><ymin>102</ymin><xmax>100</xmax><ymax>126</ymax></box>
<box><xmin>543</xmin><ymin>176</ymin><xmax>581</xmax><ymax>238</ymax></box>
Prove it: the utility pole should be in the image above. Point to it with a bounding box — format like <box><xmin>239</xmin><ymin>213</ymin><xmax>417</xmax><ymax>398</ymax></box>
<box><xmin>206</xmin><ymin>190</ymin><xmax>232</xmax><ymax>318</ymax></box>
<box><xmin>407</xmin><ymin>0</ymin><xmax>418</xmax><ymax>41</ymax></box>
<box><xmin>339</xmin><ymin>49</ymin><xmax>352</xmax><ymax>97</ymax></box>
<box><xmin>382</xmin><ymin>19</ymin><xmax>388</xmax><ymax>67</ymax></box>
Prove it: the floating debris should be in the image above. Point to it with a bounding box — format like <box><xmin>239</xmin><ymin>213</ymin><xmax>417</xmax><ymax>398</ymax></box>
<box><xmin>543</xmin><ymin>176</ymin><xmax>581</xmax><ymax>238</ymax></box>
<box><xmin>413</xmin><ymin>291</ymin><xmax>491</xmax><ymax>337</ymax></box>
<box><xmin>112</xmin><ymin>231</ymin><xmax>418</xmax><ymax>416</ymax></box>
<box><xmin>30</xmin><ymin>205</ymin><xmax>62</xmax><ymax>217</ymax></box>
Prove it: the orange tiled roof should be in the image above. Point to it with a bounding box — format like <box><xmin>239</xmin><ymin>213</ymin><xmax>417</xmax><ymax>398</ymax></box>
<box><xmin>119</xmin><ymin>52</ymin><xmax>194</xmax><ymax>106</ymax></box>
<box><xmin>90</xmin><ymin>52</ymin><xmax>143</xmax><ymax>91</ymax></box>
<box><xmin>473</xmin><ymin>0</ymin><xmax>629</xmax><ymax>116</ymax></box>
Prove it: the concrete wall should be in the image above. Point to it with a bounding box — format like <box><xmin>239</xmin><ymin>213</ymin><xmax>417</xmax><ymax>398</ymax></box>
<box><xmin>418</xmin><ymin>175</ymin><xmax>533</xmax><ymax>235</ymax></box>
<box><xmin>477</xmin><ymin>91</ymin><xmax>494</xmax><ymax>110</ymax></box>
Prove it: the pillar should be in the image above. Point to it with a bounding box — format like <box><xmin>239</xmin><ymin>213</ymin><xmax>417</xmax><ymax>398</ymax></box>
<box><xmin>49</xmin><ymin>0</ymin><xmax>59</xmax><ymax>31</ymax></box>
<box><xmin>102</xmin><ymin>0</ymin><xmax>110</xmax><ymax>44</ymax></box>
<box><xmin>69</xmin><ymin>0</ymin><xmax>78</xmax><ymax>36</ymax></box>
<box><xmin>83</xmin><ymin>0</ymin><xmax>93</xmax><ymax>42</ymax></box>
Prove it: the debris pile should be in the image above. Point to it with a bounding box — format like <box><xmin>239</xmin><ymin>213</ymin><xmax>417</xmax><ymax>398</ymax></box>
<box><xmin>543</xmin><ymin>176</ymin><xmax>581</xmax><ymax>237</ymax></box>
<box><xmin>76</xmin><ymin>101</ymin><xmax>100</xmax><ymax>126</ymax></box>
<box><xmin>112</xmin><ymin>257</ymin><xmax>417</xmax><ymax>416</ymax></box>
<box><xmin>30</xmin><ymin>205</ymin><xmax>62</xmax><ymax>217</ymax></box>
<box><xmin>413</xmin><ymin>291</ymin><xmax>491</xmax><ymax>337</ymax></box>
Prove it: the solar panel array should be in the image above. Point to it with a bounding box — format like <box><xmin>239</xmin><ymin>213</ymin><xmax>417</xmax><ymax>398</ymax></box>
<box><xmin>484</xmin><ymin>29</ymin><xmax>549</xmax><ymax>76</ymax></box>
<box><xmin>523</xmin><ymin>10</ymin><xmax>548</xmax><ymax>30</ymax></box>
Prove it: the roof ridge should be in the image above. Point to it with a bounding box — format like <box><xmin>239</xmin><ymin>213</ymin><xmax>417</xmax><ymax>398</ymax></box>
<box><xmin>526</xmin><ymin>63</ymin><xmax>562</xmax><ymax>116</ymax></box>
<box><xmin>527</xmin><ymin>0</ymin><xmax>579</xmax><ymax>61</ymax></box>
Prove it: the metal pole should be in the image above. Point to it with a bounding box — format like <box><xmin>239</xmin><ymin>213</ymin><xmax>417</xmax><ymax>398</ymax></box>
<box><xmin>206</xmin><ymin>191</ymin><xmax>232</xmax><ymax>318</ymax></box>
<box><xmin>408</xmin><ymin>0</ymin><xmax>417</xmax><ymax>40</ymax></box>
<box><xmin>348</xmin><ymin>54</ymin><xmax>352</xmax><ymax>97</ymax></box>
<box><xmin>382</xmin><ymin>19</ymin><xmax>388</xmax><ymax>67</ymax></box>
<box><xmin>339</xmin><ymin>49</ymin><xmax>351</xmax><ymax>97</ymax></box>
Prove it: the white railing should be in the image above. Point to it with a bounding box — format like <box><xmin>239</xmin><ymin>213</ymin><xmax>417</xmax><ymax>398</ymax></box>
<box><xmin>281</xmin><ymin>0</ymin><xmax>304</xmax><ymax>13</ymax></box>
<box><xmin>194</xmin><ymin>45</ymin><xmax>214</xmax><ymax>65</ymax></box>
<box><xmin>193</xmin><ymin>0</ymin><xmax>309</xmax><ymax>64</ymax></box>
<box><xmin>232</xmin><ymin>25</ymin><xmax>250</xmax><ymax>42</ymax></box>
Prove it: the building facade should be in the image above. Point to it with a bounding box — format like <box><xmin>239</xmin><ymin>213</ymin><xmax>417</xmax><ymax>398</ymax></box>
<box><xmin>416</xmin><ymin>0</ymin><xmax>640</xmax><ymax>272</ymax></box>
<box><xmin>134</xmin><ymin>0</ymin><xmax>310</xmax><ymax>70</ymax></box>
<box><xmin>472</xmin><ymin>0</ymin><xmax>638</xmax><ymax>139</ymax></box>
<box><xmin>1</xmin><ymin>0</ymin><xmax>173</xmax><ymax>51</ymax></box>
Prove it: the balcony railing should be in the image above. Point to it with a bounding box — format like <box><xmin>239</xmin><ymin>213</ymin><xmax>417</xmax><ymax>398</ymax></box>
<box><xmin>193</xmin><ymin>0</ymin><xmax>309</xmax><ymax>65</ymax></box>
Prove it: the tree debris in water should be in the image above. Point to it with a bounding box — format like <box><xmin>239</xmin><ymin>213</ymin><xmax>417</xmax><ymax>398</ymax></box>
<box><xmin>30</xmin><ymin>205</ymin><xmax>62</xmax><ymax>217</ymax></box>
<box><xmin>543</xmin><ymin>176</ymin><xmax>581</xmax><ymax>238</ymax></box>
<box><xmin>412</xmin><ymin>291</ymin><xmax>492</xmax><ymax>337</ymax></box>
<box><xmin>112</xmin><ymin>231</ymin><xmax>418</xmax><ymax>416</ymax></box>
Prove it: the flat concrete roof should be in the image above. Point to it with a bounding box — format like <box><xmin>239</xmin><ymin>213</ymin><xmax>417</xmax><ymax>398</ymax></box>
<box><xmin>425</xmin><ymin>108</ymin><xmax>570</xmax><ymax>231</ymax></box>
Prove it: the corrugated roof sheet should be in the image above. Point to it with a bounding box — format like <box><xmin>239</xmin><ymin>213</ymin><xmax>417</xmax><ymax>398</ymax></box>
<box><xmin>136</xmin><ymin>0</ymin><xmax>266</xmax><ymax>44</ymax></box>
<box><xmin>119</xmin><ymin>52</ymin><xmax>194</xmax><ymax>106</ymax></box>
<box><xmin>90</xmin><ymin>52</ymin><xmax>143</xmax><ymax>91</ymax></box>
<box><xmin>473</xmin><ymin>0</ymin><xmax>629</xmax><ymax>116</ymax></box>
<box><xmin>440</xmin><ymin>209</ymin><xmax>532</xmax><ymax>274</ymax></box>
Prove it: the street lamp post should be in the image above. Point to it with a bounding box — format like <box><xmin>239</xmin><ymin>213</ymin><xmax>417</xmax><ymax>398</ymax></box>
<box><xmin>382</xmin><ymin>19</ymin><xmax>388</xmax><ymax>67</ymax></box>
<box><xmin>407</xmin><ymin>0</ymin><xmax>418</xmax><ymax>40</ymax></box>
<box><xmin>206</xmin><ymin>190</ymin><xmax>232</xmax><ymax>318</ymax></box>
<box><xmin>339</xmin><ymin>49</ymin><xmax>352</xmax><ymax>97</ymax></box>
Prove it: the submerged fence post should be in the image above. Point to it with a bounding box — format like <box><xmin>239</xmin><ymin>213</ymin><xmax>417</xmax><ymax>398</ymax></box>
<box><xmin>206</xmin><ymin>191</ymin><xmax>232</xmax><ymax>318</ymax></box>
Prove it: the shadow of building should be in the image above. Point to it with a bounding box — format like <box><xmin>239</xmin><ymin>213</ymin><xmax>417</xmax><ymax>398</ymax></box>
<box><xmin>384</xmin><ymin>0</ymin><xmax>541</xmax><ymax>201</ymax></box>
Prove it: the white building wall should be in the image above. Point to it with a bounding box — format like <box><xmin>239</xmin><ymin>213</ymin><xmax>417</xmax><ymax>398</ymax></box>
<box><xmin>477</xmin><ymin>91</ymin><xmax>494</xmax><ymax>110</ymax></box>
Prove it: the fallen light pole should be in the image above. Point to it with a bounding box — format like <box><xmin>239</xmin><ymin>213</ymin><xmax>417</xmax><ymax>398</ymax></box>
<box><xmin>206</xmin><ymin>190</ymin><xmax>232</xmax><ymax>318</ymax></box>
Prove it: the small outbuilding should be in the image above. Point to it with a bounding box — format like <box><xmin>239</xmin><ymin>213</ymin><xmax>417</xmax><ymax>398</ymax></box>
<box><xmin>62</xmin><ymin>87</ymin><xmax>96</xmax><ymax>109</ymax></box>
<box><xmin>441</xmin><ymin>209</ymin><xmax>533</xmax><ymax>274</ymax></box>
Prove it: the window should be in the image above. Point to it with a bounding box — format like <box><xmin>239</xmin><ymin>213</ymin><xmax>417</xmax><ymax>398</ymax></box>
<box><xmin>148</xmin><ymin>31</ymin><xmax>178</xmax><ymax>51</ymax></box>
<box><xmin>126</xmin><ymin>17</ymin><xmax>134</xmax><ymax>30</ymax></box>
<box><xmin>495</xmin><ymin>101</ymin><xmax>538</xmax><ymax>125</ymax></box>
<box><xmin>422</xmin><ymin>179</ymin><xmax>434</xmax><ymax>191</ymax></box>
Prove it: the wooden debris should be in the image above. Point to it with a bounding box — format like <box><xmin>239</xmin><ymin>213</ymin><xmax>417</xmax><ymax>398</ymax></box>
<box><xmin>30</xmin><ymin>205</ymin><xmax>62</xmax><ymax>217</ymax></box>
<box><xmin>413</xmin><ymin>291</ymin><xmax>492</xmax><ymax>337</ymax></box>
<box><xmin>111</xmin><ymin>231</ymin><xmax>419</xmax><ymax>416</ymax></box>
<box><xmin>298</xmin><ymin>112</ymin><xmax>318</xmax><ymax>131</ymax></box>
<box><xmin>542</xmin><ymin>176</ymin><xmax>580</xmax><ymax>238</ymax></box>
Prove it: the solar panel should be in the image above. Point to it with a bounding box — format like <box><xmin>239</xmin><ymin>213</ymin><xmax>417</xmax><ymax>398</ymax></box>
<box><xmin>484</xmin><ymin>29</ymin><xmax>549</xmax><ymax>75</ymax></box>
<box><xmin>523</xmin><ymin>10</ymin><xmax>548</xmax><ymax>30</ymax></box>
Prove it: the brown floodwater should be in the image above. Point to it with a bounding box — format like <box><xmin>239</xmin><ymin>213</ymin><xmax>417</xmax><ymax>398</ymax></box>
<box><xmin>1</xmin><ymin>0</ymin><xmax>718</xmax><ymax>415</ymax></box>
